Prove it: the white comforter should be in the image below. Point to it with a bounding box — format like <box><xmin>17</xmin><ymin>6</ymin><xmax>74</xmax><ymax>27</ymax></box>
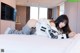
<box><xmin>0</xmin><ymin>34</ymin><xmax>80</xmax><ymax>53</ymax></box>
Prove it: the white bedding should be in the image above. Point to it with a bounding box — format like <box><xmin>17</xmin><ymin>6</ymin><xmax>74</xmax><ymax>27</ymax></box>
<box><xmin>0</xmin><ymin>34</ymin><xmax>80</xmax><ymax>53</ymax></box>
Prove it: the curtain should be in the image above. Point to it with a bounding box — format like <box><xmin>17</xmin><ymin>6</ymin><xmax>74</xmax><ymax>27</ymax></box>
<box><xmin>48</xmin><ymin>8</ymin><xmax>52</xmax><ymax>19</ymax></box>
<box><xmin>26</xmin><ymin>6</ymin><xmax>30</xmax><ymax>23</ymax></box>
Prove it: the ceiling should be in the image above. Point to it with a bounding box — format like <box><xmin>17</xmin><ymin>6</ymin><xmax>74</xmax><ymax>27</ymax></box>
<box><xmin>16</xmin><ymin>0</ymin><xmax>66</xmax><ymax>8</ymax></box>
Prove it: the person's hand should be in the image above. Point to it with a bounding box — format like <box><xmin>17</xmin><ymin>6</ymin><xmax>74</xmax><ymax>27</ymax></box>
<box><xmin>69</xmin><ymin>32</ymin><xmax>76</xmax><ymax>38</ymax></box>
<box><xmin>50</xmin><ymin>22</ymin><xmax>55</xmax><ymax>27</ymax></box>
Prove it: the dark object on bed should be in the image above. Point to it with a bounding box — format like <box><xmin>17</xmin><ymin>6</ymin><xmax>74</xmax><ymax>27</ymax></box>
<box><xmin>40</xmin><ymin>26</ymin><xmax>46</xmax><ymax>32</ymax></box>
<box><xmin>1</xmin><ymin>49</ymin><xmax>4</xmax><ymax>52</ymax></box>
<box><xmin>30</xmin><ymin>27</ymin><xmax>36</xmax><ymax>35</ymax></box>
<box><xmin>49</xmin><ymin>29</ymin><xmax>58</xmax><ymax>39</ymax></box>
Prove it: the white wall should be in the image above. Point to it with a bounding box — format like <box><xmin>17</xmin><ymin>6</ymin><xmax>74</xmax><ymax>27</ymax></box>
<box><xmin>77</xmin><ymin>2</ymin><xmax>80</xmax><ymax>33</ymax></box>
<box><xmin>0</xmin><ymin>0</ymin><xmax>16</xmax><ymax>34</ymax></box>
<box><xmin>65</xmin><ymin>2</ymin><xmax>80</xmax><ymax>33</ymax></box>
<box><xmin>0</xmin><ymin>0</ymin><xmax>1</xmax><ymax>34</ymax></box>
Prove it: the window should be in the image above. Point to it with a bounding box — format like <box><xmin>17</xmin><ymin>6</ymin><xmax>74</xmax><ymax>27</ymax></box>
<box><xmin>59</xmin><ymin>3</ymin><xmax>65</xmax><ymax>15</ymax></box>
<box><xmin>30</xmin><ymin>7</ymin><xmax>38</xmax><ymax>20</ymax></box>
<box><xmin>39</xmin><ymin>8</ymin><xmax>48</xmax><ymax>19</ymax></box>
<box><xmin>30</xmin><ymin>6</ymin><xmax>48</xmax><ymax>20</ymax></box>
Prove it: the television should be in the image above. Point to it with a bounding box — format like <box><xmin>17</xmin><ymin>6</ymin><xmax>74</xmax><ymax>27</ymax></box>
<box><xmin>1</xmin><ymin>2</ymin><xmax>16</xmax><ymax>21</ymax></box>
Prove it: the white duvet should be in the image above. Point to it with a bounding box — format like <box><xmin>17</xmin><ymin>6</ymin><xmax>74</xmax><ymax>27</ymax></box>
<box><xmin>0</xmin><ymin>34</ymin><xmax>80</xmax><ymax>53</ymax></box>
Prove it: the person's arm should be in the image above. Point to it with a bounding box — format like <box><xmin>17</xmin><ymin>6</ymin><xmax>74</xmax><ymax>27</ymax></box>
<box><xmin>68</xmin><ymin>32</ymin><xmax>76</xmax><ymax>38</ymax></box>
<box><xmin>62</xmin><ymin>32</ymin><xmax>76</xmax><ymax>38</ymax></box>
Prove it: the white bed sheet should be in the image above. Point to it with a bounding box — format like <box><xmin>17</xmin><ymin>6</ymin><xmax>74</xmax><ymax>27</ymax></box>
<box><xmin>0</xmin><ymin>34</ymin><xmax>80</xmax><ymax>53</ymax></box>
<box><xmin>64</xmin><ymin>34</ymin><xmax>80</xmax><ymax>53</ymax></box>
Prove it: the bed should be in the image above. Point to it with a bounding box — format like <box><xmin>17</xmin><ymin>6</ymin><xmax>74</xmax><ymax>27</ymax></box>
<box><xmin>0</xmin><ymin>34</ymin><xmax>80</xmax><ymax>53</ymax></box>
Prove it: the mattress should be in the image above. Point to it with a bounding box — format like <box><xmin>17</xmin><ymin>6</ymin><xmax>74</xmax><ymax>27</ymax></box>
<box><xmin>0</xmin><ymin>34</ymin><xmax>80</xmax><ymax>53</ymax></box>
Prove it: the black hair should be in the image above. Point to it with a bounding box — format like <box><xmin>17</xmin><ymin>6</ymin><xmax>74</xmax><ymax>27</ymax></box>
<box><xmin>55</xmin><ymin>14</ymin><xmax>71</xmax><ymax>34</ymax></box>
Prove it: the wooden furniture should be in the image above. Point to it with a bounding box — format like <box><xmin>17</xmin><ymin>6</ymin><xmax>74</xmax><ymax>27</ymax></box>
<box><xmin>15</xmin><ymin>23</ymin><xmax>22</xmax><ymax>31</ymax></box>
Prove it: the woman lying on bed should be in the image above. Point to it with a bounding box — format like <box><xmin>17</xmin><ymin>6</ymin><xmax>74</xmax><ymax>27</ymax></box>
<box><xmin>50</xmin><ymin>15</ymin><xmax>76</xmax><ymax>39</ymax></box>
<box><xmin>6</xmin><ymin>15</ymin><xmax>76</xmax><ymax>39</ymax></box>
<box><xmin>35</xmin><ymin>15</ymin><xmax>76</xmax><ymax>39</ymax></box>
